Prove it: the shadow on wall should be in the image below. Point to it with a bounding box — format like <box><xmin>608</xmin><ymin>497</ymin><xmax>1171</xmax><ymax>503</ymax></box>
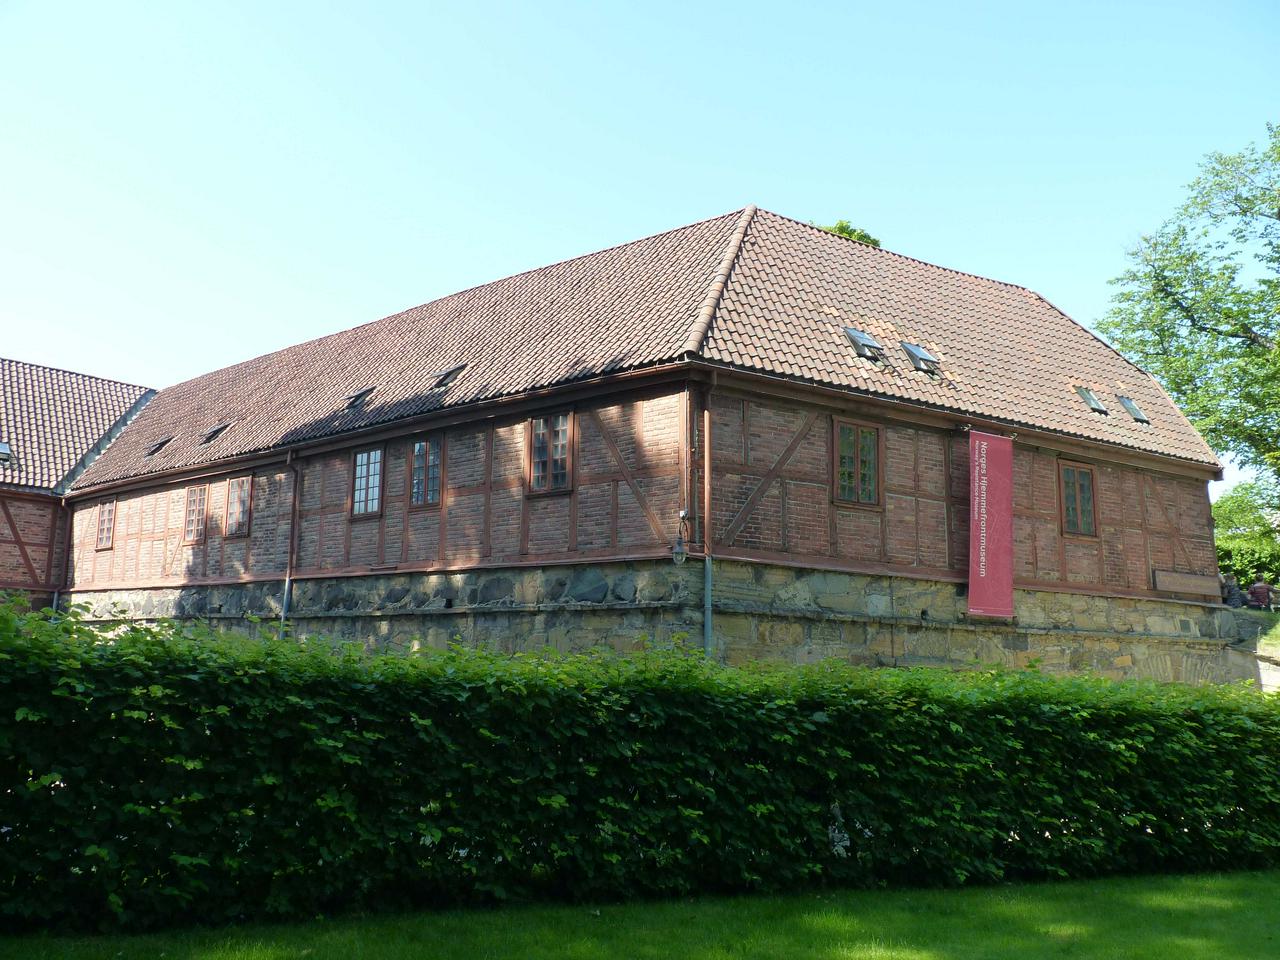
<box><xmin>160</xmin><ymin>350</ymin><xmax>679</xmax><ymax>643</ymax></box>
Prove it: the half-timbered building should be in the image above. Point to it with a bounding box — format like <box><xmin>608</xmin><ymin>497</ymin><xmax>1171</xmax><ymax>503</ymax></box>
<box><xmin>57</xmin><ymin>207</ymin><xmax>1255</xmax><ymax>682</ymax></box>
<box><xmin>0</xmin><ymin>358</ymin><xmax>152</xmax><ymax>608</ymax></box>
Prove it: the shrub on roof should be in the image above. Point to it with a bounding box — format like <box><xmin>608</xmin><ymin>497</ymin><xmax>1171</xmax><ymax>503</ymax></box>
<box><xmin>2</xmin><ymin>598</ymin><xmax>1279</xmax><ymax>932</ymax></box>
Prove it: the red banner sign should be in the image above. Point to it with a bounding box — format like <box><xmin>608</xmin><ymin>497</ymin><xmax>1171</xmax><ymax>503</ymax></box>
<box><xmin>968</xmin><ymin>431</ymin><xmax>1014</xmax><ymax>618</ymax></box>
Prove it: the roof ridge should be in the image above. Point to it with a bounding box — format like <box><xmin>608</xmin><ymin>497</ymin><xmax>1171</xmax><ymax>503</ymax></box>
<box><xmin>0</xmin><ymin>355</ymin><xmax>152</xmax><ymax>394</ymax></box>
<box><xmin>681</xmin><ymin>204</ymin><xmax>757</xmax><ymax>357</ymax></box>
<box><xmin>757</xmin><ymin>208</ymin><xmax>1043</xmax><ymax>296</ymax></box>
<box><xmin>142</xmin><ymin>207</ymin><xmax>754</xmax><ymax>397</ymax></box>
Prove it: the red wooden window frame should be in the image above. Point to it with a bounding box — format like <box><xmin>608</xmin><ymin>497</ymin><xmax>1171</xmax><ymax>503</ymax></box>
<box><xmin>409</xmin><ymin>434</ymin><xmax>443</xmax><ymax>509</ymax></box>
<box><xmin>224</xmin><ymin>475</ymin><xmax>252</xmax><ymax>538</ymax></box>
<box><xmin>95</xmin><ymin>500</ymin><xmax>116</xmax><ymax>551</ymax></box>
<box><xmin>183</xmin><ymin>484</ymin><xmax>208</xmax><ymax>544</ymax></box>
<box><xmin>832</xmin><ymin>417</ymin><xmax>881</xmax><ymax>507</ymax></box>
<box><xmin>1059</xmin><ymin>461</ymin><xmax>1098</xmax><ymax>537</ymax></box>
<box><xmin>527</xmin><ymin>411</ymin><xmax>574</xmax><ymax>496</ymax></box>
<box><xmin>351</xmin><ymin>446</ymin><xmax>384</xmax><ymax>518</ymax></box>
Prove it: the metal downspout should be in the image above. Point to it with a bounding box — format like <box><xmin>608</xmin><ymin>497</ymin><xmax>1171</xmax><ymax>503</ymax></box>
<box><xmin>280</xmin><ymin>451</ymin><xmax>301</xmax><ymax>638</ymax></box>
<box><xmin>702</xmin><ymin>376</ymin><xmax>715</xmax><ymax>657</ymax></box>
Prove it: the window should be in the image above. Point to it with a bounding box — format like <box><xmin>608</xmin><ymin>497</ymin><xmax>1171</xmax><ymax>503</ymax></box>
<box><xmin>529</xmin><ymin>412</ymin><xmax>572</xmax><ymax>493</ymax></box>
<box><xmin>95</xmin><ymin>500</ymin><xmax>116</xmax><ymax>550</ymax></box>
<box><xmin>183</xmin><ymin>485</ymin><xmax>208</xmax><ymax>543</ymax></box>
<box><xmin>834</xmin><ymin>419</ymin><xmax>879</xmax><ymax>505</ymax></box>
<box><xmin>410</xmin><ymin>435</ymin><xmax>443</xmax><ymax>507</ymax></box>
<box><xmin>432</xmin><ymin>364</ymin><xmax>466</xmax><ymax>389</ymax></box>
<box><xmin>201</xmin><ymin>423</ymin><xmax>231</xmax><ymax>445</ymax></box>
<box><xmin>145</xmin><ymin>436</ymin><xmax>173</xmax><ymax>457</ymax></box>
<box><xmin>225</xmin><ymin>476</ymin><xmax>252</xmax><ymax>537</ymax></box>
<box><xmin>352</xmin><ymin>447</ymin><xmax>383</xmax><ymax>516</ymax></box>
<box><xmin>1075</xmin><ymin>386</ymin><xmax>1109</xmax><ymax>415</ymax></box>
<box><xmin>844</xmin><ymin>327</ymin><xmax>886</xmax><ymax>362</ymax></box>
<box><xmin>346</xmin><ymin>387</ymin><xmax>376</xmax><ymax>409</ymax></box>
<box><xmin>0</xmin><ymin>440</ymin><xmax>12</xmax><ymax>463</ymax></box>
<box><xmin>901</xmin><ymin>342</ymin><xmax>941</xmax><ymax>375</ymax></box>
<box><xmin>1060</xmin><ymin>463</ymin><xmax>1097</xmax><ymax>536</ymax></box>
<box><xmin>1117</xmin><ymin>395</ymin><xmax>1150</xmax><ymax>424</ymax></box>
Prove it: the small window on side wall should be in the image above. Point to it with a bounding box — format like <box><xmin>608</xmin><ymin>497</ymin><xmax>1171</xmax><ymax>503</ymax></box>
<box><xmin>352</xmin><ymin>447</ymin><xmax>383</xmax><ymax>516</ymax></box>
<box><xmin>529</xmin><ymin>412</ymin><xmax>573</xmax><ymax>494</ymax></box>
<box><xmin>834</xmin><ymin>419</ymin><xmax>879</xmax><ymax>505</ymax></box>
<box><xmin>96</xmin><ymin>500</ymin><xmax>116</xmax><ymax>550</ymax></box>
<box><xmin>410</xmin><ymin>435</ymin><xmax>443</xmax><ymax>507</ymax></box>
<box><xmin>183</xmin><ymin>485</ymin><xmax>208</xmax><ymax>544</ymax></box>
<box><xmin>1060</xmin><ymin>463</ymin><xmax>1097</xmax><ymax>536</ymax></box>
<box><xmin>225</xmin><ymin>476</ymin><xmax>252</xmax><ymax>537</ymax></box>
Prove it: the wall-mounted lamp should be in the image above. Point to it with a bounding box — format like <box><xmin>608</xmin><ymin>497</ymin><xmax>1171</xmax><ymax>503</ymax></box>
<box><xmin>672</xmin><ymin>508</ymin><xmax>690</xmax><ymax>565</ymax></box>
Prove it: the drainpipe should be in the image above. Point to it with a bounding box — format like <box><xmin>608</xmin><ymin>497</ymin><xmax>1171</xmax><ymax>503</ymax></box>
<box><xmin>53</xmin><ymin>496</ymin><xmax>73</xmax><ymax>617</ymax></box>
<box><xmin>280</xmin><ymin>451</ymin><xmax>301</xmax><ymax>639</ymax></box>
<box><xmin>702</xmin><ymin>375</ymin><xmax>716</xmax><ymax>657</ymax></box>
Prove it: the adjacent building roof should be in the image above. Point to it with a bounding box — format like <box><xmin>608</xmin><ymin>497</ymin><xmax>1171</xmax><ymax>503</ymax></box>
<box><xmin>72</xmin><ymin>206</ymin><xmax>1218</xmax><ymax>490</ymax></box>
<box><xmin>0</xmin><ymin>358</ymin><xmax>153</xmax><ymax>493</ymax></box>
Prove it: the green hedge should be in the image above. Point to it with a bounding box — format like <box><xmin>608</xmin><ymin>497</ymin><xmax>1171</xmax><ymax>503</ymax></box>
<box><xmin>3</xmin><ymin>601</ymin><xmax>1280</xmax><ymax>931</ymax></box>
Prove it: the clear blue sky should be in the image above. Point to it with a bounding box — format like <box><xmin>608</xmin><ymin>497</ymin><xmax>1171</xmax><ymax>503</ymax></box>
<box><xmin>2</xmin><ymin>0</ymin><xmax>1276</xmax><ymax>485</ymax></box>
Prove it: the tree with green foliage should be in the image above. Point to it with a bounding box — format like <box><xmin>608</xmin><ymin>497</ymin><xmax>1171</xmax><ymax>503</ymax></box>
<box><xmin>1097</xmin><ymin>124</ymin><xmax>1280</xmax><ymax>482</ymax></box>
<box><xmin>1212</xmin><ymin>477</ymin><xmax>1280</xmax><ymax>585</ymax></box>
<box><xmin>818</xmin><ymin>220</ymin><xmax>881</xmax><ymax>247</ymax></box>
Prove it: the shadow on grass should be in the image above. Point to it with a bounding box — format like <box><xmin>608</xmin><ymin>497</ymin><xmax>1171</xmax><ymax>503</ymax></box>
<box><xmin>9</xmin><ymin>870</ymin><xmax>1279</xmax><ymax>960</ymax></box>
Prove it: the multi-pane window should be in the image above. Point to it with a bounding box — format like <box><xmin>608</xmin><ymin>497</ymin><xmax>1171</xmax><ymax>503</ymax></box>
<box><xmin>834</xmin><ymin>420</ymin><xmax>878</xmax><ymax>505</ymax></box>
<box><xmin>352</xmin><ymin>447</ymin><xmax>383</xmax><ymax>516</ymax></box>
<box><xmin>95</xmin><ymin>500</ymin><xmax>116</xmax><ymax>550</ymax></box>
<box><xmin>410</xmin><ymin>436</ymin><xmax>443</xmax><ymax>507</ymax></box>
<box><xmin>1061</xmin><ymin>464</ymin><xmax>1097</xmax><ymax>536</ymax></box>
<box><xmin>529</xmin><ymin>413</ymin><xmax>572</xmax><ymax>493</ymax></box>
<box><xmin>225</xmin><ymin>476</ymin><xmax>251</xmax><ymax>537</ymax></box>
<box><xmin>183</xmin><ymin>485</ymin><xmax>208</xmax><ymax>543</ymax></box>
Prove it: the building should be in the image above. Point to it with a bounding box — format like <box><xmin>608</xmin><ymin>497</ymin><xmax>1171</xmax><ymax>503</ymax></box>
<box><xmin>57</xmin><ymin>207</ymin><xmax>1254</xmax><ymax>683</ymax></box>
<box><xmin>0</xmin><ymin>358</ymin><xmax>152</xmax><ymax>608</ymax></box>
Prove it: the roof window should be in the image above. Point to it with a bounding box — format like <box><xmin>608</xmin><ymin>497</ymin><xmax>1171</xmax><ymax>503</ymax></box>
<box><xmin>201</xmin><ymin>423</ymin><xmax>231</xmax><ymax>445</ymax></box>
<box><xmin>0</xmin><ymin>440</ymin><xmax>12</xmax><ymax>464</ymax></box>
<box><xmin>1117</xmin><ymin>395</ymin><xmax>1150</xmax><ymax>424</ymax></box>
<box><xmin>144</xmin><ymin>436</ymin><xmax>173</xmax><ymax>457</ymax></box>
<box><xmin>844</xmin><ymin>328</ymin><xmax>886</xmax><ymax>362</ymax></box>
<box><xmin>433</xmin><ymin>364</ymin><xmax>466</xmax><ymax>389</ymax></box>
<box><xmin>1075</xmin><ymin>386</ymin><xmax>1109</xmax><ymax>415</ymax></box>
<box><xmin>346</xmin><ymin>386</ymin><xmax>377</xmax><ymax>409</ymax></box>
<box><xmin>901</xmin><ymin>342</ymin><xmax>941</xmax><ymax>375</ymax></box>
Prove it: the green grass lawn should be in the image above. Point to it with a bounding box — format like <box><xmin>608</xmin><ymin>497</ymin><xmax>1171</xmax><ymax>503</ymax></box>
<box><xmin>6</xmin><ymin>870</ymin><xmax>1279</xmax><ymax>960</ymax></box>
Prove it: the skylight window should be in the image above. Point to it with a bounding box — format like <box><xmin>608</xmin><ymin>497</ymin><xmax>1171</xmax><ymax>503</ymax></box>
<box><xmin>346</xmin><ymin>386</ymin><xmax>377</xmax><ymax>409</ymax></box>
<box><xmin>1117</xmin><ymin>395</ymin><xmax>1150</xmax><ymax>424</ymax></box>
<box><xmin>433</xmin><ymin>364</ymin><xmax>466</xmax><ymax>388</ymax></box>
<box><xmin>901</xmin><ymin>342</ymin><xmax>941</xmax><ymax>375</ymax></box>
<box><xmin>0</xmin><ymin>440</ymin><xmax>12</xmax><ymax>464</ymax></box>
<box><xmin>145</xmin><ymin>436</ymin><xmax>173</xmax><ymax>457</ymax></box>
<box><xmin>1075</xmin><ymin>386</ymin><xmax>1109</xmax><ymax>415</ymax></box>
<box><xmin>201</xmin><ymin>423</ymin><xmax>231</xmax><ymax>445</ymax></box>
<box><xmin>844</xmin><ymin>328</ymin><xmax>886</xmax><ymax>362</ymax></box>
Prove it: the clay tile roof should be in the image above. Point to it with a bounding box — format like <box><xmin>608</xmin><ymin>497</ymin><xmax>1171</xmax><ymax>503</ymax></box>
<box><xmin>703</xmin><ymin>209</ymin><xmax>1217</xmax><ymax>468</ymax></box>
<box><xmin>0</xmin><ymin>358</ymin><xmax>153</xmax><ymax>493</ymax></box>
<box><xmin>72</xmin><ymin>205</ymin><xmax>1218</xmax><ymax>490</ymax></box>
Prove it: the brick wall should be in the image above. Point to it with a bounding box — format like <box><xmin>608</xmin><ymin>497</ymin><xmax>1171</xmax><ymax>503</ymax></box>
<box><xmin>68</xmin><ymin>386</ymin><xmax>688</xmax><ymax>590</ymax></box>
<box><xmin>0</xmin><ymin>491</ymin><xmax>64</xmax><ymax>598</ymax></box>
<box><xmin>702</xmin><ymin>390</ymin><xmax>1218</xmax><ymax>601</ymax></box>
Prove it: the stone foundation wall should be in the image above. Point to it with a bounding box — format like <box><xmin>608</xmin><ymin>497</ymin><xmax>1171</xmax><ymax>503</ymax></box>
<box><xmin>66</xmin><ymin>558</ymin><xmax>1262</xmax><ymax>686</ymax></box>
